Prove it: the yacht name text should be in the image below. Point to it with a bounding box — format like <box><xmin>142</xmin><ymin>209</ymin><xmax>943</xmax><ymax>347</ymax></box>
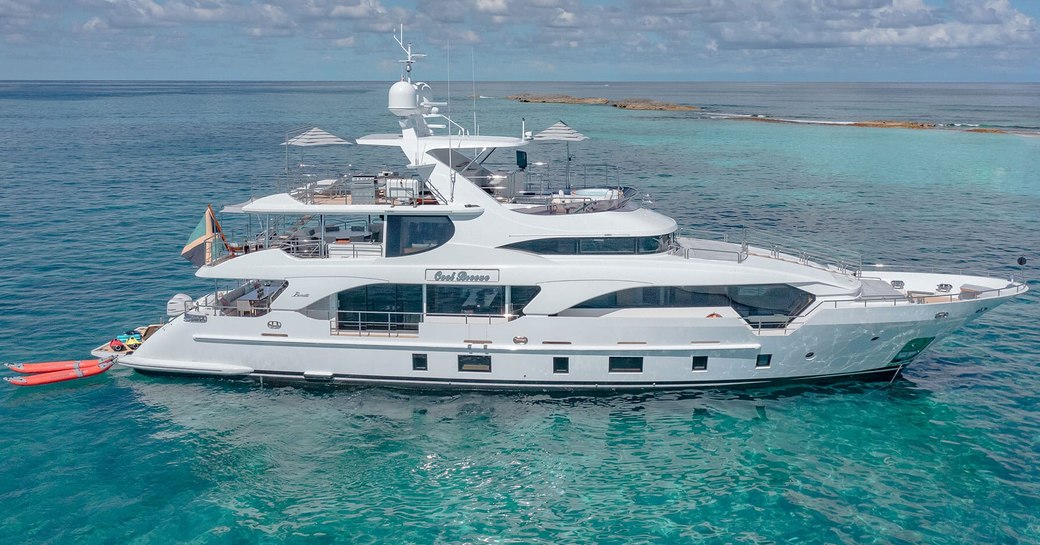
<box><xmin>426</xmin><ymin>269</ymin><xmax>500</xmax><ymax>283</ymax></box>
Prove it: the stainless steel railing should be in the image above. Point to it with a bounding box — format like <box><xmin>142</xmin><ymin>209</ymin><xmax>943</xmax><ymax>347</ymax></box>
<box><xmin>675</xmin><ymin>227</ymin><xmax>862</xmax><ymax>274</ymax></box>
<box><xmin>330</xmin><ymin>310</ymin><xmax>423</xmax><ymax>336</ymax></box>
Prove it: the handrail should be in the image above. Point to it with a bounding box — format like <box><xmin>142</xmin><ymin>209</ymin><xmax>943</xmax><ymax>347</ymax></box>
<box><xmin>676</xmin><ymin>226</ymin><xmax>861</xmax><ymax>274</ymax></box>
<box><xmin>755</xmin><ymin>280</ymin><xmax>1029</xmax><ymax>336</ymax></box>
<box><xmin>331</xmin><ymin>310</ymin><xmax>423</xmax><ymax>336</ymax></box>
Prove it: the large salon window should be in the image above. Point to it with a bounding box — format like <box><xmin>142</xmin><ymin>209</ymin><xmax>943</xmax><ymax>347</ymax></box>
<box><xmin>335</xmin><ymin>284</ymin><xmax>542</xmax><ymax>327</ymax></box>
<box><xmin>336</xmin><ymin>284</ymin><xmax>422</xmax><ymax>331</ymax></box>
<box><xmin>428</xmin><ymin>285</ymin><xmax>506</xmax><ymax>316</ymax></box>
<box><xmin>502</xmin><ymin>233</ymin><xmax>674</xmax><ymax>255</ymax></box>
<box><xmin>571</xmin><ymin>284</ymin><xmax>815</xmax><ymax>328</ymax></box>
<box><xmin>385</xmin><ymin>215</ymin><xmax>455</xmax><ymax>257</ymax></box>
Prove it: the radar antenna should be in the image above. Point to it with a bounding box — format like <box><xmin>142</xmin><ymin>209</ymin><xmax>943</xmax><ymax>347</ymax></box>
<box><xmin>394</xmin><ymin>24</ymin><xmax>426</xmax><ymax>83</ymax></box>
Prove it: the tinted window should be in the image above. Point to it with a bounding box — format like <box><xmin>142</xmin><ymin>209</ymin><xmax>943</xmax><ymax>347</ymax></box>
<box><xmin>579</xmin><ymin>237</ymin><xmax>636</xmax><ymax>254</ymax></box>
<box><xmin>428</xmin><ymin>286</ymin><xmax>505</xmax><ymax>315</ymax></box>
<box><xmin>572</xmin><ymin>284</ymin><xmax>814</xmax><ymax>327</ymax></box>
<box><xmin>609</xmin><ymin>356</ymin><xmax>643</xmax><ymax>373</ymax></box>
<box><xmin>336</xmin><ymin>284</ymin><xmax>422</xmax><ymax>330</ymax></box>
<box><xmin>386</xmin><ymin>216</ymin><xmax>454</xmax><ymax>257</ymax></box>
<box><xmin>458</xmin><ymin>355</ymin><xmax>491</xmax><ymax>372</ymax></box>
<box><xmin>506</xmin><ymin>238</ymin><xmax>577</xmax><ymax>255</ymax></box>
<box><xmin>503</xmin><ymin>235</ymin><xmax>673</xmax><ymax>255</ymax></box>
<box><xmin>509</xmin><ymin>286</ymin><xmax>541</xmax><ymax>316</ymax></box>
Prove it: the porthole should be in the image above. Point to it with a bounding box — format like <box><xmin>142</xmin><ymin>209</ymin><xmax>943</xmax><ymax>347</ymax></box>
<box><xmin>870</xmin><ymin>336</ymin><xmax>880</xmax><ymax>341</ymax></box>
<box><xmin>804</xmin><ymin>352</ymin><xmax>816</xmax><ymax>360</ymax></box>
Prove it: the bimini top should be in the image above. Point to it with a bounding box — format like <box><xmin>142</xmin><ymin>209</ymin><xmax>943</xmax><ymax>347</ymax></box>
<box><xmin>356</xmin><ymin>134</ymin><xmax>526</xmax><ymax>150</ymax></box>
<box><xmin>240</xmin><ymin>192</ymin><xmax>484</xmax><ymax>217</ymax></box>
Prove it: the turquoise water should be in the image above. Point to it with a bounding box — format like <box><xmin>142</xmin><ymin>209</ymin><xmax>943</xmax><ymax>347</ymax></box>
<box><xmin>0</xmin><ymin>82</ymin><xmax>1038</xmax><ymax>544</ymax></box>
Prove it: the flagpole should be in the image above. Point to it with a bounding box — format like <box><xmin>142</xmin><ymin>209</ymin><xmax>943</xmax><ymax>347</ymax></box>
<box><xmin>209</xmin><ymin>204</ymin><xmax>233</xmax><ymax>256</ymax></box>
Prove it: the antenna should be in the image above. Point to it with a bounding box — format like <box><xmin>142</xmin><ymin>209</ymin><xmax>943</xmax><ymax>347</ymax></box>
<box><xmin>394</xmin><ymin>24</ymin><xmax>426</xmax><ymax>82</ymax></box>
<box><xmin>447</xmin><ymin>37</ymin><xmax>455</xmax><ymax>202</ymax></box>
<box><xmin>471</xmin><ymin>48</ymin><xmax>478</xmax><ymax>136</ymax></box>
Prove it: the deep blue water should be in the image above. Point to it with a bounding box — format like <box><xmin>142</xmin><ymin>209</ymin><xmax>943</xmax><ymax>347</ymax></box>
<box><xmin>0</xmin><ymin>81</ymin><xmax>1038</xmax><ymax>544</ymax></box>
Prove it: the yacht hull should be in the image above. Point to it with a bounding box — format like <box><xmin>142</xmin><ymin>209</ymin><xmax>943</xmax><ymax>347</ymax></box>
<box><xmin>116</xmin><ymin>288</ymin><xmax>1013</xmax><ymax>390</ymax></box>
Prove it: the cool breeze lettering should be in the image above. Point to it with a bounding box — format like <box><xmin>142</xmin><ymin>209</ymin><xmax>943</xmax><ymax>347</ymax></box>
<box><xmin>433</xmin><ymin>271</ymin><xmax>492</xmax><ymax>282</ymax></box>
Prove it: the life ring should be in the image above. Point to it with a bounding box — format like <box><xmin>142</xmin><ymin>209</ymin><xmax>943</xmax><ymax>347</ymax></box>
<box><xmin>706</xmin><ymin>312</ymin><xmax>723</xmax><ymax>318</ymax></box>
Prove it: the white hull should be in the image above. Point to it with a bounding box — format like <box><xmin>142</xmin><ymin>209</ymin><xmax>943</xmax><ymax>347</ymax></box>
<box><xmin>117</xmin><ymin>276</ymin><xmax>1017</xmax><ymax>390</ymax></box>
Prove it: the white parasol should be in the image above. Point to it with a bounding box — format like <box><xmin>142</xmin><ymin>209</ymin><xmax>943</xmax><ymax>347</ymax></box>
<box><xmin>533</xmin><ymin>121</ymin><xmax>588</xmax><ymax>189</ymax></box>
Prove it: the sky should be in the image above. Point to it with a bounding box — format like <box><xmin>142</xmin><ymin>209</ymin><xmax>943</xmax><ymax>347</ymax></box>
<box><xmin>1</xmin><ymin>0</ymin><xmax>1038</xmax><ymax>81</ymax></box>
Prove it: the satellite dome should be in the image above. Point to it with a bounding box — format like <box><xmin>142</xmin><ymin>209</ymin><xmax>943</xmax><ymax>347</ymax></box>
<box><xmin>388</xmin><ymin>80</ymin><xmax>418</xmax><ymax>116</ymax></box>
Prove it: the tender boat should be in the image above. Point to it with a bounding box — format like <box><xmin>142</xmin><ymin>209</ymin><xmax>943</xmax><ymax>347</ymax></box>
<box><xmin>106</xmin><ymin>31</ymin><xmax>1028</xmax><ymax>389</ymax></box>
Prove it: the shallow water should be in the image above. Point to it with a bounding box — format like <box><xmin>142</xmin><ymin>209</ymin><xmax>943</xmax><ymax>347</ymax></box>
<box><xmin>0</xmin><ymin>82</ymin><xmax>1038</xmax><ymax>544</ymax></box>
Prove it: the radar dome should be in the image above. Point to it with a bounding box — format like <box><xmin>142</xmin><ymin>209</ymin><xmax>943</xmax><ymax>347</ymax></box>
<box><xmin>388</xmin><ymin>81</ymin><xmax>418</xmax><ymax>116</ymax></box>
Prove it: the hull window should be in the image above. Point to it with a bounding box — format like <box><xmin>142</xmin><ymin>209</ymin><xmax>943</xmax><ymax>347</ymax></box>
<box><xmin>692</xmin><ymin>356</ymin><xmax>708</xmax><ymax>371</ymax></box>
<box><xmin>459</xmin><ymin>355</ymin><xmax>491</xmax><ymax>372</ymax></box>
<box><xmin>756</xmin><ymin>354</ymin><xmax>772</xmax><ymax>368</ymax></box>
<box><xmin>609</xmin><ymin>356</ymin><xmax>643</xmax><ymax>373</ymax></box>
<box><xmin>412</xmin><ymin>353</ymin><xmax>428</xmax><ymax>371</ymax></box>
<box><xmin>553</xmin><ymin>357</ymin><xmax>569</xmax><ymax>374</ymax></box>
<box><xmin>890</xmin><ymin>337</ymin><xmax>936</xmax><ymax>364</ymax></box>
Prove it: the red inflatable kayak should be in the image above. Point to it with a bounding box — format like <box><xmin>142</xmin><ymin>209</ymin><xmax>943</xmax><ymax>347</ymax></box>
<box><xmin>5</xmin><ymin>359</ymin><xmax>103</xmax><ymax>374</ymax></box>
<box><xmin>4</xmin><ymin>359</ymin><xmax>115</xmax><ymax>386</ymax></box>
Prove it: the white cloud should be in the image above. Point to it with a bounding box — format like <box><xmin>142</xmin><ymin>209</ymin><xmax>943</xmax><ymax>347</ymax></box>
<box><xmin>82</xmin><ymin>16</ymin><xmax>107</xmax><ymax>31</ymax></box>
<box><xmin>475</xmin><ymin>0</ymin><xmax>509</xmax><ymax>14</ymax></box>
<box><xmin>2</xmin><ymin>0</ymin><xmax>1036</xmax><ymax>80</ymax></box>
<box><xmin>704</xmin><ymin>0</ymin><xmax>1036</xmax><ymax>50</ymax></box>
<box><xmin>329</xmin><ymin>0</ymin><xmax>386</xmax><ymax>20</ymax></box>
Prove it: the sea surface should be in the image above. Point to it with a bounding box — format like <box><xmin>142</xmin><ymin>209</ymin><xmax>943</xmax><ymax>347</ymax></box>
<box><xmin>0</xmin><ymin>81</ymin><xmax>1038</xmax><ymax>544</ymax></box>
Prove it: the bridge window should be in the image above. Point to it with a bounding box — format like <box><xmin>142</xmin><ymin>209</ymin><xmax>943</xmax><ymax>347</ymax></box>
<box><xmin>579</xmin><ymin>237</ymin><xmax>636</xmax><ymax>254</ymax></box>
<box><xmin>386</xmin><ymin>215</ymin><xmax>454</xmax><ymax>257</ymax></box>
<box><xmin>502</xmin><ymin>233</ymin><xmax>674</xmax><ymax>255</ymax></box>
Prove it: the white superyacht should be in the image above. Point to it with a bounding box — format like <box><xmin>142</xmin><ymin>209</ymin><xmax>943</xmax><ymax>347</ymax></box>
<box><xmin>109</xmin><ymin>34</ymin><xmax>1028</xmax><ymax>389</ymax></box>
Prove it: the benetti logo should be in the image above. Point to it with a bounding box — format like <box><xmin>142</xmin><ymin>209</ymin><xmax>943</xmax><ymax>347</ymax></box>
<box><xmin>426</xmin><ymin>269</ymin><xmax>500</xmax><ymax>283</ymax></box>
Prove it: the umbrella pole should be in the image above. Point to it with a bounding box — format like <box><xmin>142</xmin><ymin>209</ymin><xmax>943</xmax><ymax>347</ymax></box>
<box><xmin>565</xmin><ymin>141</ymin><xmax>571</xmax><ymax>192</ymax></box>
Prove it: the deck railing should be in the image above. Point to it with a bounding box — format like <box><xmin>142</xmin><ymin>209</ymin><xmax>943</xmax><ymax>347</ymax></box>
<box><xmin>331</xmin><ymin>310</ymin><xmax>423</xmax><ymax>336</ymax></box>
<box><xmin>675</xmin><ymin>227</ymin><xmax>862</xmax><ymax>274</ymax></box>
<box><xmin>501</xmin><ymin>163</ymin><xmax>623</xmax><ymax>202</ymax></box>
